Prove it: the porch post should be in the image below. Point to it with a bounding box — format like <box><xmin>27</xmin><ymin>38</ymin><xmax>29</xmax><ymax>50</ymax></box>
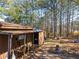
<box><xmin>8</xmin><ymin>34</ymin><xmax>13</xmax><ymax>59</ymax></box>
<box><xmin>23</xmin><ymin>34</ymin><xmax>26</xmax><ymax>55</ymax></box>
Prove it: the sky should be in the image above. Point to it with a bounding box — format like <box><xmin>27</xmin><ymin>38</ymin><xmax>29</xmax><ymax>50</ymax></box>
<box><xmin>0</xmin><ymin>18</ymin><xmax>4</xmax><ymax>22</ymax></box>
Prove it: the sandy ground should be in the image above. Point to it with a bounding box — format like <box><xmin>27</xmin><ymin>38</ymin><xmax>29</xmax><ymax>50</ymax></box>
<box><xmin>22</xmin><ymin>39</ymin><xmax>79</xmax><ymax>59</ymax></box>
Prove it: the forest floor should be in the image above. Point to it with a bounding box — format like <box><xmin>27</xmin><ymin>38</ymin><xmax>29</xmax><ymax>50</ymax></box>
<box><xmin>23</xmin><ymin>38</ymin><xmax>79</xmax><ymax>59</ymax></box>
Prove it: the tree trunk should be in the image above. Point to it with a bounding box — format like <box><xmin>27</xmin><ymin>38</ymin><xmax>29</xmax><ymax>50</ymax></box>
<box><xmin>66</xmin><ymin>0</ymin><xmax>71</xmax><ymax>37</ymax></box>
<box><xmin>53</xmin><ymin>0</ymin><xmax>57</xmax><ymax>38</ymax></box>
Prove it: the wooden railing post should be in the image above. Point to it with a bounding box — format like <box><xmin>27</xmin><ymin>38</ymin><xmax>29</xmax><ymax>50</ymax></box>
<box><xmin>23</xmin><ymin>34</ymin><xmax>26</xmax><ymax>56</ymax></box>
<box><xmin>8</xmin><ymin>34</ymin><xmax>13</xmax><ymax>59</ymax></box>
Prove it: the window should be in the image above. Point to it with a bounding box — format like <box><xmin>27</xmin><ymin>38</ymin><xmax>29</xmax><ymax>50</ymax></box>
<box><xmin>18</xmin><ymin>35</ymin><xmax>26</xmax><ymax>40</ymax></box>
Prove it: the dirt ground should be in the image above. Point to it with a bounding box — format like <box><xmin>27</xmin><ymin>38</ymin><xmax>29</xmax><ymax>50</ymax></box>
<box><xmin>23</xmin><ymin>39</ymin><xmax>79</xmax><ymax>59</ymax></box>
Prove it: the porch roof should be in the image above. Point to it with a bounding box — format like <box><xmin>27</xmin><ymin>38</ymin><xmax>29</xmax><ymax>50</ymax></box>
<box><xmin>0</xmin><ymin>22</ymin><xmax>42</xmax><ymax>35</ymax></box>
<box><xmin>0</xmin><ymin>22</ymin><xmax>33</xmax><ymax>30</ymax></box>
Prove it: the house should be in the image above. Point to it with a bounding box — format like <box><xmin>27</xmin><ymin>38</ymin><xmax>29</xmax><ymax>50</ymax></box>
<box><xmin>0</xmin><ymin>22</ymin><xmax>44</xmax><ymax>59</ymax></box>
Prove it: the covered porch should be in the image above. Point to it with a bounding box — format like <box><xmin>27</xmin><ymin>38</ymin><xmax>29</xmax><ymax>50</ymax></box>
<box><xmin>0</xmin><ymin>22</ymin><xmax>44</xmax><ymax>59</ymax></box>
<box><xmin>0</xmin><ymin>30</ymin><xmax>43</xmax><ymax>59</ymax></box>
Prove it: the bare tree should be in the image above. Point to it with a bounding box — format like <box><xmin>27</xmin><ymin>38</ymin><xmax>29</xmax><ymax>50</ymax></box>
<box><xmin>66</xmin><ymin>0</ymin><xmax>71</xmax><ymax>37</ymax></box>
<box><xmin>52</xmin><ymin>0</ymin><xmax>57</xmax><ymax>38</ymax></box>
<box><xmin>59</xmin><ymin>0</ymin><xmax>63</xmax><ymax>37</ymax></box>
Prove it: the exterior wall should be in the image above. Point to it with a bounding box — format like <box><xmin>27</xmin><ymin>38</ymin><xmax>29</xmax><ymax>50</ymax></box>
<box><xmin>0</xmin><ymin>35</ymin><xmax>8</xmax><ymax>59</ymax></box>
<box><xmin>39</xmin><ymin>32</ymin><xmax>44</xmax><ymax>46</ymax></box>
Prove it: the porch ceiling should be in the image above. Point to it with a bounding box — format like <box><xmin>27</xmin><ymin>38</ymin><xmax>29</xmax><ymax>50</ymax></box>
<box><xmin>0</xmin><ymin>30</ymin><xmax>34</xmax><ymax>35</ymax></box>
